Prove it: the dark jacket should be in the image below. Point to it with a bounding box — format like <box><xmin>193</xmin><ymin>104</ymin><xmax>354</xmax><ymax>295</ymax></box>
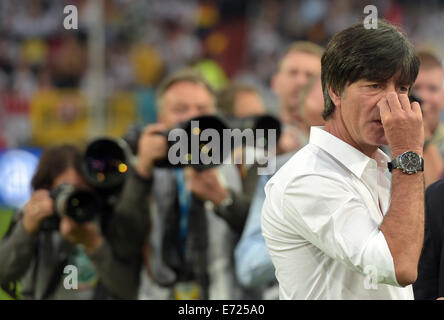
<box><xmin>140</xmin><ymin>164</ymin><xmax>251</xmax><ymax>299</ymax></box>
<box><xmin>414</xmin><ymin>179</ymin><xmax>444</xmax><ymax>299</ymax></box>
<box><xmin>0</xmin><ymin>169</ymin><xmax>151</xmax><ymax>300</ymax></box>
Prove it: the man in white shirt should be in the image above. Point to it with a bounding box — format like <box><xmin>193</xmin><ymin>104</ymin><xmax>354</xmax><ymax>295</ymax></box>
<box><xmin>261</xmin><ymin>20</ymin><xmax>425</xmax><ymax>299</ymax></box>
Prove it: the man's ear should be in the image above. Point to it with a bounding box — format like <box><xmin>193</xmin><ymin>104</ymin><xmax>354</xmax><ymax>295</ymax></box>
<box><xmin>327</xmin><ymin>85</ymin><xmax>342</xmax><ymax>109</ymax></box>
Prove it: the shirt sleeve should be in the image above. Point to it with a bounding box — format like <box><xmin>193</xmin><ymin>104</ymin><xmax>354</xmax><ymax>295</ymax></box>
<box><xmin>280</xmin><ymin>173</ymin><xmax>400</xmax><ymax>287</ymax></box>
<box><xmin>0</xmin><ymin>218</ymin><xmax>38</xmax><ymax>284</ymax></box>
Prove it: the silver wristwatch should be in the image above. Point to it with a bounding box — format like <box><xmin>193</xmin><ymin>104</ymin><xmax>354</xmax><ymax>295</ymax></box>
<box><xmin>388</xmin><ymin>151</ymin><xmax>424</xmax><ymax>174</ymax></box>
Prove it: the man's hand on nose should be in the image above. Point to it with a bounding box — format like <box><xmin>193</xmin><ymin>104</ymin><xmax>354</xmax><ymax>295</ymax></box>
<box><xmin>377</xmin><ymin>92</ymin><xmax>424</xmax><ymax>157</ymax></box>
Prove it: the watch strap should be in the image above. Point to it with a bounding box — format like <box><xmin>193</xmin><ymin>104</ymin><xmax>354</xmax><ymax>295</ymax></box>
<box><xmin>388</xmin><ymin>157</ymin><xmax>400</xmax><ymax>172</ymax></box>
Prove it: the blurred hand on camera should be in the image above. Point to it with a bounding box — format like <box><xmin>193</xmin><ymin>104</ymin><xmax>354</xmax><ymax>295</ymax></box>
<box><xmin>136</xmin><ymin>123</ymin><xmax>169</xmax><ymax>178</ymax></box>
<box><xmin>277</xmin><ymin>126</ymin><xmax>304</xmax><ymax>155</ymax></box>
<box><xmin>23</xmin><ymin>190</ymin><xmax>54</xmax><ymax>235</ymax></box>
<box><xmin>185</xmin><ymin>168</ymin><xmax>229</xmax><ymax>207</ymax></box>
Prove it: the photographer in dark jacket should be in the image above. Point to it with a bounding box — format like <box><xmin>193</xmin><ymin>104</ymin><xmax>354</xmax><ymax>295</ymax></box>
<box><xmin>0</xmin><ymin>144</ymin><xmax>148</xmax><ymax>299</ymax></box>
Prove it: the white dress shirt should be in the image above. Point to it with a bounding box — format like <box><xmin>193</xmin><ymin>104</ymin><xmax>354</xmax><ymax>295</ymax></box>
<box><xmin>261</xmin><ymin>126</ymin><xmax>414</xmax><ymax>300</ymax></box>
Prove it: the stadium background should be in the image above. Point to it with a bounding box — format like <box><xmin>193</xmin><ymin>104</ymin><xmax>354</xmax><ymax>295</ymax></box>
<box><xmin>1</xmin><ymin>0</ymin><xmax>444</xmax><ymax>299</ymax></box>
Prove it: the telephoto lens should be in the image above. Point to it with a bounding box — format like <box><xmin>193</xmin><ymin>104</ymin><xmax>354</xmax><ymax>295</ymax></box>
<box><xmin>51</xmin><ymin>184</ymin><xmax>100</xmax><ymax>223</ymax></box>
<box><xmin>123</xmin><ymin>116</ymin><xmax>232</xmax><ymax>170</ymax></box>
<box><xmin>82</xmin><ymin>137</ymin><xmax>133</xmax><ymax>190</ymax></box>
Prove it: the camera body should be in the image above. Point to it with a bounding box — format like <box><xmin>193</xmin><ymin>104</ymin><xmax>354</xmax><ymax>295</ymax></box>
<box><xmin>123</xmin><ymin>114</ymin><xmax>281</xmax><ymax>171</ymax></box>
<box><xmin>40</xmin><ymin>137</ymin><xmax>132</xmax><ymax>232</ymax></box>
<box><xmin>82</xmin><ymin>137</ymin><xmax>133</xmax><ymax>190</ymax></box>
<box><xmin>51</xmin><ymin>184</ymin><xmax>100</xmax><ymax>223</ymax></box>
<box><xmin>124</xmin><ymin>115</ymin><xmax>230</xmax><ymax>171</ymax></box>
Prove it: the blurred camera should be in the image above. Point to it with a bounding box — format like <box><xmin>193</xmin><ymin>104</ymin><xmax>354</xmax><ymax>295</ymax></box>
<box><xmin>124</xmin><ymin>115</ymin><xmax>231</xmax><ymax>171</ymax></box>
<box><xmin>123</xmin><ymin>114</ymin><xmax>281</xmax><ymax>171</ymax></box>
<box><xmin>40</xmin><ymin>138</ymin><xmax>132</xmax><ymax>232</ymax></box>
<box><xmin>155</xmin><ymin>115</ymin><xmax>230</xmax><ymax>170</ymax></box>
<box><xmin>40</xmin><ymin>184</ymin><xmax>101</xmax><ymax>231</ymax></box>
<box><xmin>82</xmin><ymin>137</ymin><xmax>133</xmax><ymax>190</ymax></box>
<box><xmin>51</xmin><ymin>184</ymin><xmax>101</xmax><ymax>223</ymax></box>
<box><xmin>223</xmin><ymin>114</ymin><xmax>282</xmax><ymax>148</ymax></box>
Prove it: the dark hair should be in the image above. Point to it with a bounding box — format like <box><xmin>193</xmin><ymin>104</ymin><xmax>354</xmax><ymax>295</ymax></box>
<box><xmin>321</xmin><ymin>20</ymin><xmax>419</xmax><ymax>120</ymax></box>
<box><xmin>31</xmin><ymin>144</ymin><xmax>83</xmax><ymax>190</ymax></box>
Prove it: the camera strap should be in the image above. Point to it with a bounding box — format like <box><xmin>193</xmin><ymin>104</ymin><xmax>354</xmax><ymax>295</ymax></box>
<box><xmin>174</xmin><ymin>168</ymin><xmax>192</xmax><ymax>255</ymax></box>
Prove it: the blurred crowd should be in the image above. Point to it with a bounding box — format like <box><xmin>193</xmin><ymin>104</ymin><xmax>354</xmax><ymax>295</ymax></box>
<box><xmin>1</xmin><ymin>0</ymin><xmax>444</xmax><ymax>148</ymax></box>
<box><xmin>1</xmin><ymin>0</ymin><xmax>444</xmax><ymax>301</ymax></box>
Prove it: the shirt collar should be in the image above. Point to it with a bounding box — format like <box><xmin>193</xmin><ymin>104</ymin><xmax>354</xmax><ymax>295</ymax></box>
<box><xmin>309</xmin><ymin>126</ymin><xmax>390</xmax><ymax>178</ymax></box>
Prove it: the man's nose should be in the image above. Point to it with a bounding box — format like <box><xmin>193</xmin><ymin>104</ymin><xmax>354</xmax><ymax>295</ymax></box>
<box><xmin>295</xmin><ymin>74</ymin><xmax>308</xmax><ymax>89</ymax></box>
<box><xmin>384</xmin><ymin>83</ymin><xmax>398</xmax><ymax>95</ymax></box>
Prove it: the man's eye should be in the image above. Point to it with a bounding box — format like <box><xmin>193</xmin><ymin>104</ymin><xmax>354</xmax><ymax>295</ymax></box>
<box><xmin>369</xmin><ymin>84</ymin><xmax>380</xmax><ymax>89</ymax></box>
<box><xmin>428</xmin><ymin>86</ymin><xmax>439</xmax><ymax>93</ymax></box>
<box><xmin>399</xmin><ymin>86</ymin><xmax>409</xmax><ymax>92</ymax></box>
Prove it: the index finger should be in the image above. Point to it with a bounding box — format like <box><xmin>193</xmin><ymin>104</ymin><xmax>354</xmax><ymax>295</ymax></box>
<box><xmin>398</xmin><ymin>93</ymin><xmax>413</xmax><ymax>112</ymax></box>
<box><xmin>411</xmin><ymin>101</ymin><xmax>422</xmax><ymax>116</ymax></box>
<box><xmin>386</xmin><ymin>92</ymin><xmax>403</xmax><ymax>112</ymax></box>
<box><xmin>377</xmin><ymin>96</ymin><xmax>390</xmax><ymax>120</ymax></box>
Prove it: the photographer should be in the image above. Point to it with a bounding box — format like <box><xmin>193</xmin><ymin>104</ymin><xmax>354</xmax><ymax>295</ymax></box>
<box><xmin>0</xmin><ymin>144</ymin><xmax>144</xmax><ymax>299</ymax></box>
<box><xmin>130</xmin><ymin>69</ymin><xmax>252</xmax><ymax>299</ymax></box>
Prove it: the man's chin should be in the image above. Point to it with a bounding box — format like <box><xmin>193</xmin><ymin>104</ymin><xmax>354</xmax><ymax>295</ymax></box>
<box><xmin>368</xmin><ymin>131</ymin><xmax>388</xmax><ymax>147</ymax></box>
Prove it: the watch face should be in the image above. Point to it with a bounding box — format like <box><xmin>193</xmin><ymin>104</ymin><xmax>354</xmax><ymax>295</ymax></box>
<box><xmin>400</xmin><ymin>151</ymin><xmax>421</xmax><ymax>174</ymax></box>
